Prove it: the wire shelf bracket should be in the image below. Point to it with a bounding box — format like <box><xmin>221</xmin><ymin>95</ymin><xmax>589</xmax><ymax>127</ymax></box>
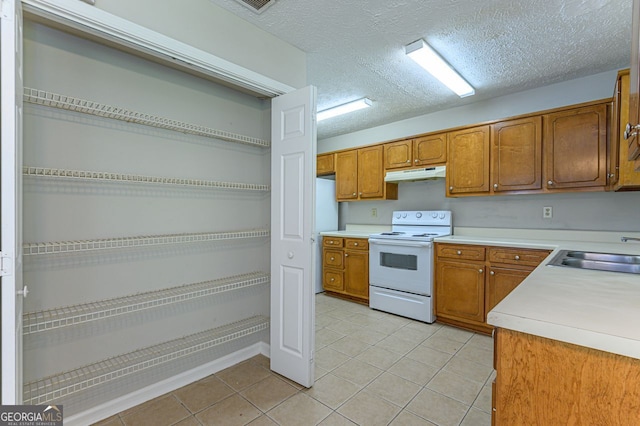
<box><xmin>23</xmin><ymin>228</ymin><xmax>270</xmax><ymax>256</ymax></box>
<box><xmin>23</xmin><ymin>272</ymin><xmax>270</xmax><ymax>335</ymax></box>
<box><xmin>23</xmin><ymin>316</ymin><xmax>270</xmax><ymax>405</ymax></box>
<box><xmin>23</xmin><ymin>87</ymin><xmax>270</xmax><ymax>148</ymax></box>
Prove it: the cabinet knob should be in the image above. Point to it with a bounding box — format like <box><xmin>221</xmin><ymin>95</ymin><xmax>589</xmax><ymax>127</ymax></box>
<box><xmin>345</xmin><ymin>253</ymin><xmax>349</xmax><ymax>257</ymax></box>
<box><xmin>330</xmin><ymin>257</ymin><xmax>335</xmax><ymax>261</ymax></box>
<box><xmin>493</xmin><ymin>183</ymin><xmax>498</xmax><ymax>189</ymax></box>
<box><xmin>547</xmin><ymin>180</ymin><xmax>554</xmax><ymax>186</ymax></box>
<box><xmin>330</xmin><ymin>278</ymin><xmax>334</xmax><ymax>282</ymax></box>
<box><xmin>359</xmin><ymin>192</ymin><xmax>362</xmax><ymax>196</ymax></box>
<box><xmin>354</xmin><ymin>242</ymin><xmax>358</xmax><ymax>246</ymax></box>
<box><xmin>329</xmin><ymin>241</ymin><xmax>333</xmax><ymax>244</ymax></box>
<box><xmin>624</xmin><ymin>123</ymin><xmax>640</xmax><ymax>140</ymax></box>
<box><xmin>490</xmin><ymin>270</ymin><xmax>495</xmax><ymax>275</ymax></box>
<box><xmin>352</xmin><ymin>192</ymin><xmax>357</xmax><ymax>196</ymax></box>
<box><xmin>414</xmin><ymin>159</ymin><xmax>418</xmax><ymax>163</ymax></box>
<box><xmin>514</xmin><ymin>255</ymin><xmax>520</xmax><ymax>260</ymax></box>
<box><xmin>406</xmin><ymin>160</ymin><xmax>411</xmax><ymax>163</ymax></box>
<box><xmin>449</xmin><ymin>186</ymin><xmax>453</xmax><ymax>191</ymax></box>
<box><xmin>457</xmin><ymin>250</ymin><xmax>462</xmax><ymax>255</ymax></box>
<box><xmin>479</xmin><ymin>269</ymin><xmax>483</xmax><ymax>273</ymax></box>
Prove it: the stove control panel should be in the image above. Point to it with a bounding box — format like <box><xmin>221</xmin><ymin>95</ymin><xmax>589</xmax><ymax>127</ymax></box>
<box><xmin>392</xmin><ymin>210</ymin><xmax>452</xmax><ymax>226</ymax></box>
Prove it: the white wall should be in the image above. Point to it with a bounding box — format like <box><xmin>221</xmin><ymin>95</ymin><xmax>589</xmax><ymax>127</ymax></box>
<box><xmin>325</xmin><ymin>69</ymin><xmax>640</xmax><ymax>232</ymax></box>
<box><xmin>93</xmin><ymin>0</ymin><xmax>307</xmax><ymax>89</ymax></box>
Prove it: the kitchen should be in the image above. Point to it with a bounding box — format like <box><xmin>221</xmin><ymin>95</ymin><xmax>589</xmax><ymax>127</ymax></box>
<box><xmin>2</xmin><ymin>0</ymin><xmax>640</xmax><ymax>425</ymax></box>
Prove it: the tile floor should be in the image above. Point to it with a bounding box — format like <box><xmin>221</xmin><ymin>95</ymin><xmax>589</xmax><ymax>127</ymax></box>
<box><xmin>95</xmin><ymin>293</ymin><xmax>494</xmax><ymax>426</ymax></box>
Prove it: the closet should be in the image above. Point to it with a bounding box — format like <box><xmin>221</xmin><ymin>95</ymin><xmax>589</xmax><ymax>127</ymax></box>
<box><xmin>20</xmin><ymin>20</ymin><xmax>271</xmax><ymax>418</ymax></box>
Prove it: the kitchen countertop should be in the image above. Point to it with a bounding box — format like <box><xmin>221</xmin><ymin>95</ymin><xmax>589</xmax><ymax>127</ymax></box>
<box><xmin>436</xmin><ymin>228</ymin><xmax>640</xmax><ymax>360</ymax></box>
<box><xmin>320</xmin><ymin>224</ymin><xmax>390</xmax><ymax>239</ymax></box>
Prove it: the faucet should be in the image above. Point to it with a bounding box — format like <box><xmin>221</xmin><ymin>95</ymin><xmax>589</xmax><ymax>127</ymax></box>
<box><xmin>621</xmin><ymin>236</ymin><xmax>640</xmax><ymax>243</ymax></box>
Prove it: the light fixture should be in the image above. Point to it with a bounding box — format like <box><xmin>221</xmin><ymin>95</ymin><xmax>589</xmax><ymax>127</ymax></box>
<box><xmin>405</xmin><ymin>39</ymin><xmax>475</xmax><ymax>98</ymax></box>
<box><xmin>317</xmin><ymin>98</ymin><xmax>372</xmax><ymax>121</ymax></box>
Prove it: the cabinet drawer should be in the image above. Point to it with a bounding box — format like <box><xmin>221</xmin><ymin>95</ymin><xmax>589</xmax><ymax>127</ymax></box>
<box><xmin>345</xmin><ymin>238</ymin><xmax>368</xmax><ymax>250</ymax></box>
<box><xmin>323</xmin><ymin>270</ymin><xmax>344</xmax><ymax>292</ymax></box>
<box><xmin>323</xmin><ymin>237</ymin><xmax>344</xmax><ymax>247</ymax></box>
<box><xmin>488</xmin><ymin>247</ymin><xmax>551</xmax><ymax>267</ymax></box>
<box><xmin>324</xmin><ymin>249</ymin><xmax>344</xmax><ymax>268</ymax></box>
<box><xmin>437</xmin><ymin>244</ymin><xmax>486</xmax><ymax>261</ymax></box>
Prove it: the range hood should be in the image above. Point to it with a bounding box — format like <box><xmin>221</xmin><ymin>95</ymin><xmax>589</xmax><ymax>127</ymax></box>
<box><xmin>384</xmin><ymin>165</ymin><xmax>446</xmax><ymax>182</ymax></box>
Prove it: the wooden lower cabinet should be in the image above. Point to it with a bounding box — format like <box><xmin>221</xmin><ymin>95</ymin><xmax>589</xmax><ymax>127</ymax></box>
<box><xmin>493</xmin><ymin>328</ymin><xmax>640</xmax><ymax>425</ymax></box>
<box><xmin>435</xmin><ymin>243</ymin><xmax>551</xmax><ymax>334</ymax></box>
<box><xmin>322</xmin><ymin>237</ymin><xmax>369</xmax><ymax>303</ymax></box>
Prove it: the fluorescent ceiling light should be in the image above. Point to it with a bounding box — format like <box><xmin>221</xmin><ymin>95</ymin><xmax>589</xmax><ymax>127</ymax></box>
<box><xmin>405</xmin><ymin>39</ymin><xmax>475</xmax><ymax>98</ymax></box>
<box><xmin>317</xmin><ymin>98</ymin><xmax>372</xmax><ymax>121</ymax></box>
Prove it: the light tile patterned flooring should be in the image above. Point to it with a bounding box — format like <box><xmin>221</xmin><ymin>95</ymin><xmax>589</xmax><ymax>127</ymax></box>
<box><xmin>95</xmin><ymin>293</ymin><xmax>494</xmax><ymax>426</ymax></box>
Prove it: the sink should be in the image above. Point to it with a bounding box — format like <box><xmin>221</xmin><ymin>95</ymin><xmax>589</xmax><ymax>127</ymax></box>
<box><xmin>548</xmin><ymin>250</ymin><xmax>640</xmax><ymax>275</ymax></box>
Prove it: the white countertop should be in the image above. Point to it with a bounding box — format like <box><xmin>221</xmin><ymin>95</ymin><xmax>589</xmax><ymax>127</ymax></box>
<box><xmin>436</xmin><ymin>228</ymin><xmax>640</xmax><ymax>360</ymax></box>
<box><xmin>320</xmin><ymin>224</ymin><xmax>390</xmax><ymax>239</ymax></box>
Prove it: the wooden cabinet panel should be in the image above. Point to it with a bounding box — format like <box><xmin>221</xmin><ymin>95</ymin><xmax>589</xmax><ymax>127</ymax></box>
<box><xmin>344</xmin><ymin>249</ymin><xmax>369</xmax><ymax>300</ymax></box>
<box><xmin>414</xmin><ymin>133</ymin><xmax>447</xmax><ymax>166</ymax></box>
<box><xmin>488</xmin><ymin>247</ymin><xmax>551</xmax><ymax>267</ymax></box>
<box><xmin>436</xmin><ymin>259</ymin><xmax>485</xmax><ymax>323</ymax></box>
<box><xmin>491</xmin><ymin>116</ymin><xmax>542</xmax><ymax>192</ymax></box>
<box><xmin>323</xmin><ymin>249</ymin><xmax>343</xmax><ymax>268</ymax></box>
<box><xmin>317</xmin><ymin>153</ymin><xmax>335</xmax><ymax>176</ymax></box>
<box><xmin>447</xmin><ymin>125</ymin><xmax>490</xmax><ymax>195</ymax></box>
<box><xmin>437</xmin><ymin>244</ymin><xmax>486</xmax><ymax>261</ymax></box>
<box><xmin>336</xmin><ymin>150</ymin><xmax>358</xmax><ymax>200</ymax></box>
<box><xmin>345</xmin><ymin>238</ymin><xmax>368</xmax><ymax>251</ymax></box>
<box><xmin>629</xmin><ymin>0</ymin><xmax>640</xmax><ymax>161</ymax></box>
<box><xmin>384</xmin><ymin>140</ymin><xmax>413</xmax><ymax>169</ymax></box>
<box><xmin>612</xmin><ymin>70</ymin><xmax>640</xmax><ymax>190</ymax></box>
<box><xmin>323</xmin><ymin>237</ymin><xmax>343</xmax><ymax>247</ymax></box>
<box><xmin>486</xmin><ymin>266</ymin><xmax>530</xmax><ymax>314</ymax></box>
<box><xmin>544</xmin><ymin>104</ymin><xmax>608</xmax><ymax>189</ymax></box>
<box><xmin>357</xmin><ymin>145</ymin><xmax>385</xmax><ymax>199</ymax></box>
<box><xmin>323</xmin><ymin>270</ymin><xmax>344</xmax><ymax>292</ymax></box>
<box><xmin>493</xmin><ymin>328</ymin><xmax>640</xmax><ymax>426</ymax></box>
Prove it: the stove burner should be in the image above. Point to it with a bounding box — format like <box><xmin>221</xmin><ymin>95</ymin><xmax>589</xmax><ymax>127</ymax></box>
<box><xmin>380</xmin><ymin>232</ymin><xmax>404</xmax><ymax>236</ymax></box>
<box><xmin>412</xmin><ymin>233</ymin><xmax>439</xmax><ymax>237</ymax></box>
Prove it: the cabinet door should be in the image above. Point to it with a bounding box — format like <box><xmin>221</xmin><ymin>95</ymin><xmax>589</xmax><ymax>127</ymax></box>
<box><xmin>384</xmin><ymin>140</ymin><xmax>412</xmax><ymax>169</ymax></box>
<box><xmin>491</xmin><ymin>116</ymin><xmax>542</xmax><ymax>192</ymax></box>
<box><xmin>323</xmin><ymin>270</ymin><xmax>344</xmax><ymax>292</ymax></box>
<box><xmin>414</xmin><ymin>133</ymin><xmax>447</xmax><ymax>166</ymax></box>
<box><xmin>447</xmin><ymin>126</ymin><xmax>490</xmax><ymax>195</ymax></box>
<box><xmin>317</xmin><ymin>153</ymin><xmax>335</xmax><ymax>176</ymax></box>
<box><xmin>486</xmin><ymin>266</ymin><xmax>530</xmax><ymax>314</ymax></box>
<box><xmin>323</xmin><ymin>249</ymin><xmax>343</xmax><ymax>268</ymax></box>
<box><xmin>436</xmin><ymin>259</ymin><xmax>485</xmax><ymax>323</ymax></box>
<box><xmin>357</xmin><ymin>145</ymin><xmax>385</xmax><ymax>199</ymax></box>
<box><xmin>544</xmin><ymin>104</ymin><xmax>608</xmax><ymax>189</ymax></box>
<box><xmin>344</xmin><ymin>250</ymin><xmax>369</xmax><ymax>300</ymax></box>
<box><xmin>629</xmin><ymin>0</ymin><xmax>640</xmax><ymax>161</ymax></box>
<box><xmin>336</xmin><ymin>150</ymin><xmax>358</xmax><ymax>200</ymax></box>
<box><xmin>613</xmin><ymin>71</ymin><xmax>640</xmax><ymax>190</ymax></box>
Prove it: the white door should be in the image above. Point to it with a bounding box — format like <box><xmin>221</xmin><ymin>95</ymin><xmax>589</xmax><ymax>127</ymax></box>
<box><xmin>1</xmin><ymin>0</ymin><xmax>24</xmax><ymax>404</ymax></box>
<box><xmin>270</xmin><ymin>86</ymin><xmax>316</xmax><ymax>387</ymax></box>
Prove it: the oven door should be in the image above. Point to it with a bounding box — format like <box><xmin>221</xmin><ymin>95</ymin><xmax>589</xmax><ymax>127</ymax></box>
<box><xmin>368</xmin><ymin>238</ymin><xmax>433</xmax><ymax>295</ymax></box>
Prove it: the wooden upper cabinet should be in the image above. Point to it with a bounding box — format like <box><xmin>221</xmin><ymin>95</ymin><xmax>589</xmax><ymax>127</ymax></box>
<box><xmin>384</xmin><ymin>134</ymin><xmax>447</xmax><ymax>170</ymax></box>
<box><xmin>384</xmin><ymin>140</ymin><xmax>413</xmax><ymax>169</ymax></box>
<box><xmin>317</xmin><ymin>153</ymin><xmax>335</xmax><ymax>176</ymax></box>
<box><xmin>414</xmin><ymin>133</ymin><xmax>447</xmax><ymax>166</ymax></box>
<box><xmin>491</xmin><ymin>116</ymin><xmax>542</xmax><ymax>192</ymax></box>
<box><xmin>628</xmin><ymin>0</ymin><xmax>640</xmax><ymax>162</ymax></box>
<box><xmin>447</xmin><ymin>125</ymin><xmax>490</xmax><ymax>195</ymax></box>
<box><xmin>613</xmin><ymin>70</ymin><xmax>640</xmax><ymax>190</ymax></box>
<box><xmin>336</xmin><ymin>146</ymin><xmax>397</xmax><ymax>201</ymax></box>
<box><xmin>335</xmin><ymin>150</ymin><xmax>358</xmax><ymax>200</ymax></box>
<box><xmin>544</xmin><ymin>104</ymin><xmax>608</xmax><ymax>190</ymax></box>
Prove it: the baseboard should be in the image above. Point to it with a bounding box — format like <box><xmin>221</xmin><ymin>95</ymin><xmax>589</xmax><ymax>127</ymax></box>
<box><xmin>65</xmin><ymin>341</ymin><xmax>271</xmax><ymax>426</ymax></box>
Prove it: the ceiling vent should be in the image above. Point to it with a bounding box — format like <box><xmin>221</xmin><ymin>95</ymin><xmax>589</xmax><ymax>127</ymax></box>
<box><xmin>234</xmin><ymin>0</ymin><xmax>277</xmax><ymax>13</ymax></box>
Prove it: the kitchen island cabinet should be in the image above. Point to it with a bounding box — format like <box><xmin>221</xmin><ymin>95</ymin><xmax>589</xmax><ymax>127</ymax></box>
<box><xmin>335</xmin><ymin>146</ymin><xmax>398</xmax><ymax>201</ymax></box>
<box><xmin>322</xmin><ymin>237</ymin><xmax>369</xmax><ymax>303</ymax></box>
<box><xmin>493</xmin><ymin>327</ymin><xmax>640</xmax><ymax>425</ymax></box>
<box><xmin>435</xmin><ymin>243</ymin><xmax>551</xmax><ymax>334</ymax></box>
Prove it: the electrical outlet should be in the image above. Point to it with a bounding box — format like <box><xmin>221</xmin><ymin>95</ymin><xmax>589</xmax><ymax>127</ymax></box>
<box><xmin>371</xmin><ymin>208</ymin><xmax>377</xmax><ymax>218</ymax></box>
<box><xmin>543</xmin><ymin>206</ymin><xmax>553</xmax><ymax>219</ymax></box>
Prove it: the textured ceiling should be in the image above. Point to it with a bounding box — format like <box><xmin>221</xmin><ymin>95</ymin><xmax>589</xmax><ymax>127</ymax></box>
<box><xmin>208</xmin><ymin>0</ymin><xmax>632</xmax><ymax>139</ymax></box>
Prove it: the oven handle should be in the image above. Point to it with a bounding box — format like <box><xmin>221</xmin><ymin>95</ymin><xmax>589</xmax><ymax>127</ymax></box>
<box><xmin>368</xmin><ymin>238</ymin><xmax>432</xmax><ymax>248</ymax></box>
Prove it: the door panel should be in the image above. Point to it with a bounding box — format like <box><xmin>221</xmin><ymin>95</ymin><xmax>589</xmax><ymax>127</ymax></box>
<box><xmin>270</xmin><ymin>86</ymin><xmax>316</xmax><ymax>388</ymax></box>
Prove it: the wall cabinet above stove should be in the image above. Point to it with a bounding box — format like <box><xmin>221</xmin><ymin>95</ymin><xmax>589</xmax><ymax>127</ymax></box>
<box><xmin>383</xmin><ymin>133</ymin><xmax>447</xmax><ymax>170</ymax></box>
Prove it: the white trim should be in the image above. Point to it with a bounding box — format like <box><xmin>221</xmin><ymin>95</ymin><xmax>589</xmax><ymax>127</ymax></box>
<box><xmin>21</xmin><ymin>0</ymin><xmax>295</xmax><ymax>97</ymax></box>
<box><xmin>65</xmin><ymin>342</ymin><xmax>270</xmax><ymax>426</ymax></box>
